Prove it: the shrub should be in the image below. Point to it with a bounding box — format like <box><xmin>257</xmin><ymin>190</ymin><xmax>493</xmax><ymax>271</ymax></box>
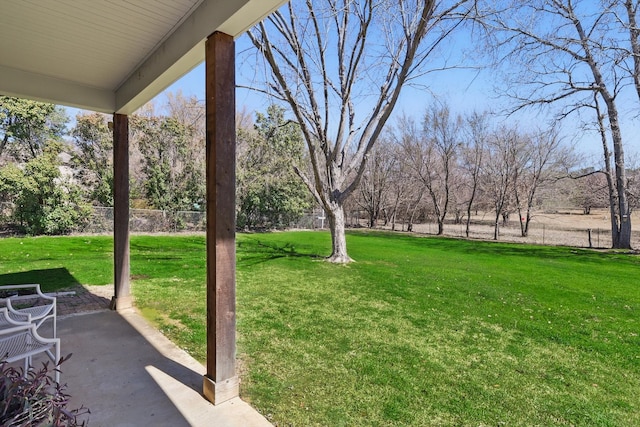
<box><xmin>0</xmin><ymin>356</ymin><xmax>89</xmax><ymax>426</ymax></box>
<box><xmin>0</xmin><ymin>142</ymin><xmax>92</xmax><ymax>235</ymax></box>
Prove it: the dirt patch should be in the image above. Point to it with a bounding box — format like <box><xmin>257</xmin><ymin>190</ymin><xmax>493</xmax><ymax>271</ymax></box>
<box><xmin>385</xmin><ymin>209</ymin><xmax>640</xmax><ymax>249</ymax></box>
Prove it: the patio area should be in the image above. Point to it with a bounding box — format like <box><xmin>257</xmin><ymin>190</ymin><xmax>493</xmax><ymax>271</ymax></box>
<box><xmin>33</xmin><ymin>305</ymin><xmax>272</xmax><ymax>427</ymax></box>
<box><xmin>2</xmin><ymin>0</ymin><xmax>288</xmax><ymax>406</ymax></box>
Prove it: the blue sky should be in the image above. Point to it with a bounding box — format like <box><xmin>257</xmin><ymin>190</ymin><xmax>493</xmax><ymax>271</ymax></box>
<box><xmin>156</xmin><ymin>33</ymin><xmax>608</xmax><ymax>163</ymax></box>
<box><xmin>68</xmin><ymin>25</ymin><xmax>639</xmax><ymax>167</ymax></box>
<box><xmin>161</xmin><ymin>52</ymin><xmax>494</xmax><ymax>117</ymax></box>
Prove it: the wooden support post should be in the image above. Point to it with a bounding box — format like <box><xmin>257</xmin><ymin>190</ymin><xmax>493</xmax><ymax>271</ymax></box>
<box><xmin>202</xmin><ymin>31</ymin><xmax>238</xmax><ymax>405</ymax></box>
<box><xmin>112</xmin><ymin>113</ymin><xmax>132</xmax><ymax>311</ymax></box>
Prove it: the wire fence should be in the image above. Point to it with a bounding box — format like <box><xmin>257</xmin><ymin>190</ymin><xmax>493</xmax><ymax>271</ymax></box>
<box><xmin>85</xmin><ymin>207</ymin><xmax>208</xmax><ymax>233</ymax></box>
<box><xmin>2</xmin><ymin>203</ymin><xmax>638</xmax><ymax>249</ymax></box>
<box><xmin>402</xmin><ymin>220</ymin><xmax>634</xmax><ymax>249</ymax></box>
<box><xmin>84</xmin><ymin>207</ymin><xmax>329</xmax><ymax>234</ymax></box>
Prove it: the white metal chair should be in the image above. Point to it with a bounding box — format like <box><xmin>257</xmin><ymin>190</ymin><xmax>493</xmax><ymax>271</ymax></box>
<box><xmin>0</xmin><ymin>284</ymin><xmax>57</xmax><ymax>338</ymax></box>
<box><xmin>0</xmin><ymin>308</ymin><xmax>61</xmax><ymax>382</ymax></box>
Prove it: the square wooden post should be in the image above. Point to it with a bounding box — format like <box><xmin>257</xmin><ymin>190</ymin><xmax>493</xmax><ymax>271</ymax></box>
<box><xmin>112</xmin><ymin>113</ymin><xmax>132</xmax><ymax>310</ymax></box>
<box><xmin>202</xmin><ymin>31</ymin><xmax>238</xmax><ymax>405</ymax></box>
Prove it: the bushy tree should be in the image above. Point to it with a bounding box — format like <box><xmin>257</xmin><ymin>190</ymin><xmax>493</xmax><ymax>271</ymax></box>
<box><xmin>130</xmin><ymin>101</ymin><xmax>205</xmax><ymax>213</ymax></box>
<box><xmin>71</xmin><ymin>112</ymin><xmax>113</xmax><ymax>206</ymax></box>
<box><xmin>0</xmin><ymin>163</ymin><xmax>23</xmax><ymax>226</ymax></box>
<box><xmin>0</xmin><ymin>141</ymin><xmax>91</xmax><ymax>235</ymax></box>
<box><xmin>0</xmin><ymin>96</ymin><xmax>67</xmax><ymax>163</ymax></box>
<box><xmin>236</xmin><ymin>105</ymin><xmax>311</xmax><ymax>229</ymax></box>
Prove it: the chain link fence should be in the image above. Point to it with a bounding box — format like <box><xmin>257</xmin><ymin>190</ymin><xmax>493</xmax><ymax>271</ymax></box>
<box><xmin>371</xmin><ymin>215</ymin><xmax>640</xmax><ymax>249</ymax></box>
<box><xmin>403</xmin><ymin>221</ymin><xmax>634</xmax><ymax>249</ymax></box>
<box><xmin>1</xmin><ymin>203</ymin><xmax>638</xmax><ymax>249</ymax></box>
<box><xmin>84</xmin><ymin>207</ymin><xmax>207</xmax><ymax>233</ymax></box>
<box><xmin>84</xmin><ymin>207</ymin><xmax>328</xmax><ymax>233</ymax></box>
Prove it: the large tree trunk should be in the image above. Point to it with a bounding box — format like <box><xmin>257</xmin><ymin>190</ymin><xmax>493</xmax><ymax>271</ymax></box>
<box><xmin>327</xmin><ymin>202</ymin><xmax>352</xmax><ymax>263</ymax></box>
<box><xmin>577</xmin><ymin>12</ymin><xmax>633</xmax><ymax>249</ymax></box>
<box><xmin>610</xmin><ymin>132</ymin><xmax>632</xmax><ymax>249</ymax></box>
<box><xmin>595</xmin><ymin>97</ymin><xmax>621</xmax><ymax>249</ymax></box>
<box><xmin>600</xmin><ymin>96</ymin><xmax>632</xmax><ymax>249</ymax></box>
<box><xmin>603</xmin><ymin>148</ymin><xmax>621</xmax><ymax>248</ymax></box>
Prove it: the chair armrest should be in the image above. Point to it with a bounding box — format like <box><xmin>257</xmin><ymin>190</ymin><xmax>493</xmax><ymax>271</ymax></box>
<box><xmin>0</xmin><ymin>285</ymin><xmax>57</xmax><ymax>338</ymax></box>
<box><xmin>0</xmin><ymin>307</ymin><xmax>30</xmax><ymax>328</ymax></box>
<box><xmin>0</xmin><ymin>284</ymin><xmax>55</xmax><ymax>304</ymax></box>
<box><xmin>0</xmin><ymin>309</ymin><xmax>61</xmax><ymax>382</ymax></box>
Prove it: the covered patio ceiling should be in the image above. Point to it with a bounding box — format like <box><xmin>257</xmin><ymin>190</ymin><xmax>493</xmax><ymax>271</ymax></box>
<box><xmin>0</xmin><ymin>0</ymin><xmax>284</xmax><ymax>114</ymax></box>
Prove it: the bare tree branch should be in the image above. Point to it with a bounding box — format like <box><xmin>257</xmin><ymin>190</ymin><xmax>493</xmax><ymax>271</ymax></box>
<box><xmin>247</xmin><ymin>0</ymin><xmax>474</xmax><ymax>261</ymax></box>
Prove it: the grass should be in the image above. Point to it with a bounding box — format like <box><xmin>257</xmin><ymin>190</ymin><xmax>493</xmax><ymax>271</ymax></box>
<box><xmin>1</xmin><ymin>231</ymin><xmax>639</xmax><ymax>425</ymax></box>
<box><xmin>0</xmin><ymin>236</ymin><xmax>114</xmax><ymax>288</ymax></box>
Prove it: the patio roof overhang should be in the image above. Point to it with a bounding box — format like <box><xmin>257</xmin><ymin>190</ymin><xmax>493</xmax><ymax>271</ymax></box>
<box><xmin>1</xmin><ymin>0</ymin><xmax>287</xmax><ymax>407</ymax></box>
<box><xmin>0</xmin><ymin>0</ymin><xmax>283</xmax><ymax>114</ymax></box>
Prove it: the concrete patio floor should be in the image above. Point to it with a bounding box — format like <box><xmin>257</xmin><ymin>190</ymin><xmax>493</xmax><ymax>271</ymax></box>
<box><xmin>43</xmin><ymin>309</ymin><xmax>272</xmax><ymax>427</ymax></box>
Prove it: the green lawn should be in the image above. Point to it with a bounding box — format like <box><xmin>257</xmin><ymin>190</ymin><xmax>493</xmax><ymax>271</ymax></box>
<box><xmin>1</xmin><ymin>231</ymin><xmax>639</xmax><ymax>426</ymax></box>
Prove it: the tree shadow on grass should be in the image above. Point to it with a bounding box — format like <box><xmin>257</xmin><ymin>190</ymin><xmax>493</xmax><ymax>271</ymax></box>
<box><xmin>237</xmin><ymin>236</ymin><xmax>324</xmax><ymax>267</ymax></box>
<box><xmin>349</xmin><ymin>230</ymin><xmax>637</xmax><ymax>265</ymax></box>
<box><xmin>0</xmin><ymin>267</ymin><xmax>81</xmax><ymax>292</ymax></box>
<box><xmin>428</xmin><ymin>236</ymin><xmax>639</xmax><ymax>265</ymax></box>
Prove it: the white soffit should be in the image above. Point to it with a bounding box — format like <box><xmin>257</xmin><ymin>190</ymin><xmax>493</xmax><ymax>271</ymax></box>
<box><xmin>0</xmin><ymin>0</ymin><xmax>286</xmax><ymax>114</ymax></box>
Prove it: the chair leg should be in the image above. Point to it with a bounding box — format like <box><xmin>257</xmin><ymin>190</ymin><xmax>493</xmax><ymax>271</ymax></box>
<box><xmin>54</xmin><ymin>342</ymin><xmax>60</xmax><ymax>383</ymax></box>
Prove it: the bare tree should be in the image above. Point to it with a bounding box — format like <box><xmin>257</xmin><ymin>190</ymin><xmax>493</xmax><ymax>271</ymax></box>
<box><xmin>571</xmin><ymin>169</ymin><xmax>609</xmax><ymax>214</ymax></box>
<box><xmin>620</xmin><ymin>1</ymin><xmax>640</xmax><ymax>101</ymax></box>
<box><xmin>247</xmin><ymin>0</ymin><xmax>472</xmax><ymax>262</ymax></box>
<box><xmin>481</xmin><ymin>126</ymin><xmax>519</xmax><ymax>240</ymax></box>
<box><xmin>384</xmin><ymin>155</ymin><xmax>418</xmax><ymax>231</ymax></box>
<box><xmin>512</xmin><ymin>127</ymin><xmax>568</xmax><ymax>237</ymax></box>
<box><xmin>627</xmin><ymin>168</ymin><xmax>640</xmax><ymax>213</ymax></box>
<box><xmin>355</xmin><ymin>141</ymin><xmax>396</xmax><ymax>228</ymax></box>
<box><xmin>481</xmin><ymin>0</ymin><xmax>633</xmax><ymax>248</ymax></box>
<box><xmin>386</xmin><ymin>114</ymin><xmax>426</xmax><ymax>232</ymax></box>
<box><xmin>460</xmin><ymin>110</ymin><xmax>488</xmax><ymax>237</ymax></box>
<box><xmin>406</xmin><ymin>102</ymin><xmax>461</xmax><ymax>235</ymax></box>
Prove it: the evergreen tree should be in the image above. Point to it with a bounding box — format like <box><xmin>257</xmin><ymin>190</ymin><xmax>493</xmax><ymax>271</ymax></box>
<box><xmin>236</xmin><ymin>105</ymin><xmax>311</xmax><ymax>229</ymax></box>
